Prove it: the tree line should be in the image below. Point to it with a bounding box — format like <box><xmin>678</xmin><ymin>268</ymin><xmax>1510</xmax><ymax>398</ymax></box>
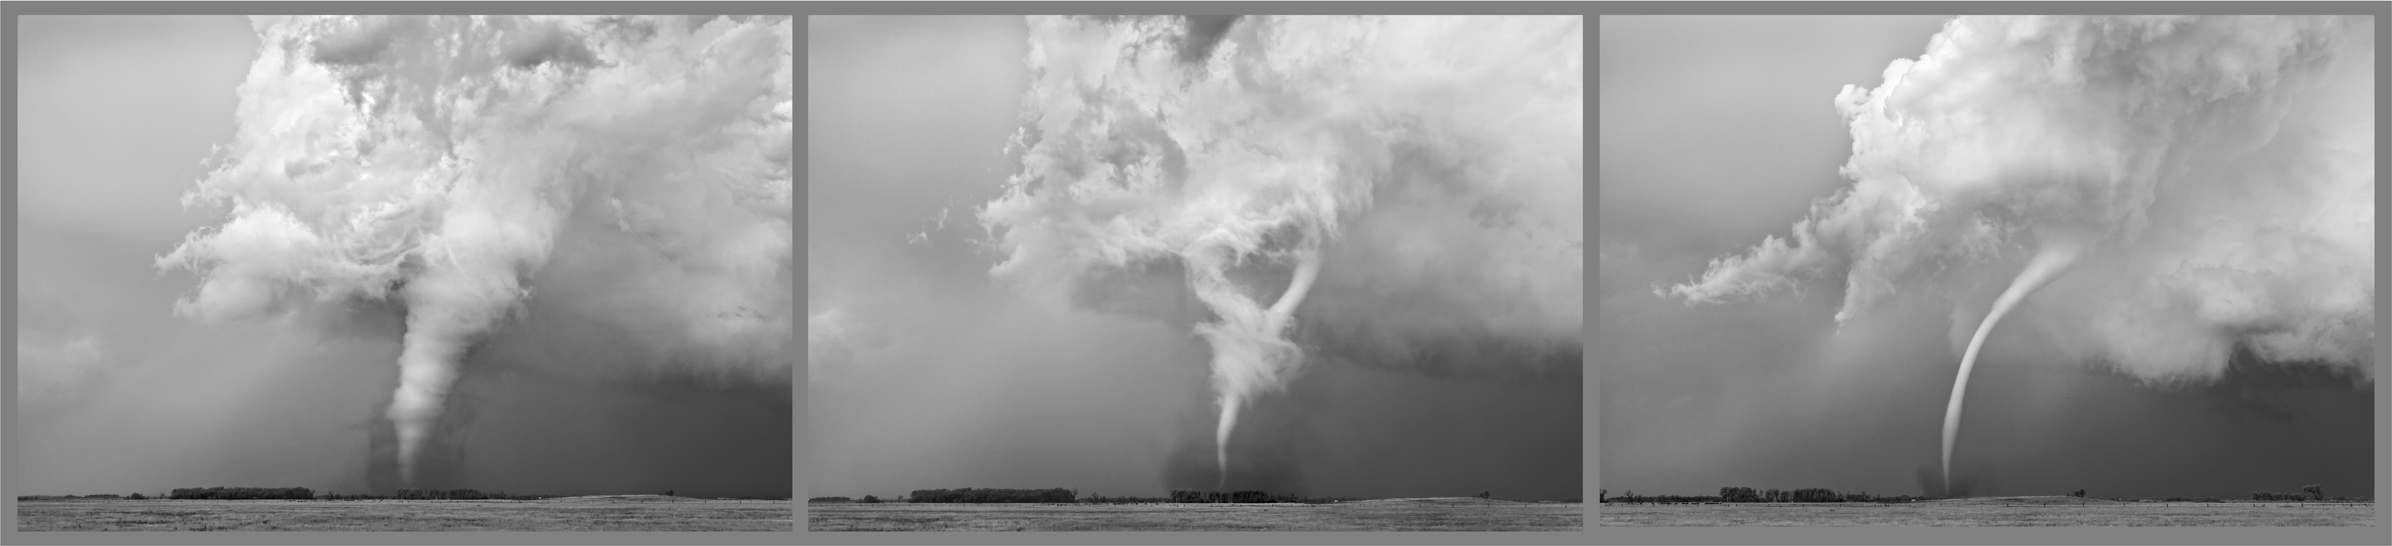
<box><xmin>169</xmin><ymin>487</ymin><xmax>315</xmax><ymax>500</ymax></box>
<box><xmin>2251</xmin><ymin>485</ymin><xmax>2360</xmax><ymax>502</ymax></box>
<box><xmin>1168</xmin><ymin>490</ymin><xmax>1300</xmax><ymax>503</ymax></box>
<box><xmin>887</xmin><ymin>488</ymin><xmax>1347</xmax><ymax>504</ymax></box>
<box><xmin>1599</xmin><ymin>484</ymin><xmax>2369</xmax><ymax>504</ymax></box>
<box><xmin>166</xmin><ymin>486</ymin><xmax>565</xmax><ymax>501</ymax></box>
<box><xmin>1602</xmin><ymin>486</ymin><xmax>1939</xmax><ymax>504</ymax></box>
<box><xmin>906</xmin><ymin>488</ymin><xmax>1076</xmax><ymax>503</ymax></box>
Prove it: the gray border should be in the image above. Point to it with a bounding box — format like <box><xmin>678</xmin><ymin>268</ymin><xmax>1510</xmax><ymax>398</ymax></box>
<box><xmin>0</xmin><ymin>2</ymin><xmax>2385</xmax><ymax>546</ymax></box>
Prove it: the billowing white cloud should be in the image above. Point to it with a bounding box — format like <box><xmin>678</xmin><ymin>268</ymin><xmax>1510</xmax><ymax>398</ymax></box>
<box><xmin>978</xmin><ymin>15</ymin><xmax>1582</xmax><ymax>481</ymax></box>
<box><xmin>1666</xmin><ymin>16</ymin><xmax>2373</xmax><ymax>384</ymax></box>
<box><xmin>155</xmin><ymin>15</ymin><xmax>792</xmax><ymax>486</ymax></box>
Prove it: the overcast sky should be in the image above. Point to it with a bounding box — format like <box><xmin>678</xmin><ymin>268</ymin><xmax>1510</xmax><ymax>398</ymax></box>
<box><xmin>809</xmin><ymin>15</ymin><xmax>1583</xmax><ymax>501</ymax></box>
<box><xmin>15</xmin><ymin>15</ymin><xmax>792</xmax><ymax>499</ymax></box>
<box><xmin>1600</xmin><ymin>15</ymin><xmax>2375</xmax><ymax>500</ymax></box>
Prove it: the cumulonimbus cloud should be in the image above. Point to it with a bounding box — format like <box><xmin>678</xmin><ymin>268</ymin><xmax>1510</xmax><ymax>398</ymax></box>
<box><xmin>1664</xmin><ymin>15</ymin><xmax>2373</xmax><ymax>384</ymax></box>
<box><xmin>977</xmin><ymin>15</ymin><xmax>1582</xmax><ymax>482</ymax></box>
<box><xmin>155</xmin><ymin>15</ymin><xmax>792</xmax><ymax>486</ymax></box>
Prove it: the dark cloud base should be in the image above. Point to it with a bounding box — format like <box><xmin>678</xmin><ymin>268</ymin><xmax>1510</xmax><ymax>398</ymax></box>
<box><xmin>367</xmin><ymin>367</ymin><xmax>793</xmax><ymax>498</ymax></box>
<box><xmin>1163</xmin><ymin>358</ymin><xmax>1582</xmax><ymax>501</ymax></box>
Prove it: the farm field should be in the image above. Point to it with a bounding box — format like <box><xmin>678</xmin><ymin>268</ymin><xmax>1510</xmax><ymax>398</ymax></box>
<box><xmin>1598</xmin><ymin>496</ymin><xmax>2375</xmax><ymax>526</ymax></box>
<box><xmin>16</xmin><ymin>495</ymin><xmax>791</xmax><ymax>531</ymax></box>
<box><xmin>807</xmin><ymin>497</ymin><xmax>1582</xmax><ymax>531</ymax></box>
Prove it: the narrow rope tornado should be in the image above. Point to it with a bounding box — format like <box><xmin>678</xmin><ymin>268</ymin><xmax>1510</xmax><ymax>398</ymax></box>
<box><xmin>1658</xmin><ymin>15</ymin><xmax>2372</xmax><ymax>499</ymax></box>
<box><xmin>1941</xmin><ymin>238</ymin><xmax>2083</xmax><ymax>495</ymax></box>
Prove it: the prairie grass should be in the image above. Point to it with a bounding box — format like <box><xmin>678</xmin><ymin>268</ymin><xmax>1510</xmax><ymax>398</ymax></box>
<box><xmin>17</xmin><ymin>496</ymin><xmax>790</xmax><ymax>531</ymax></box>
<box><xmin>807</xmin><ymin>497</ymin><xmax>1582</xmax><ymax>531</ymax></box>
<box><xmin>1597</xmin><ymin>497</ymin><xmax>2374</xmax><ymax>526</ymax></box>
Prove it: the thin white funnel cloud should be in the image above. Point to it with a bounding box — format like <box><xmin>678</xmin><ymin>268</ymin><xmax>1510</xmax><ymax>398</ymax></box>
<box><xmin>1941</xmin><ymin>236</ymin><xmax>2083</xmax><ymax>495</ymax></box>
<box><xmin>1659</xmin><ymin>16</ymin><xmax>2371</xmax><ymax>498</ymax></box>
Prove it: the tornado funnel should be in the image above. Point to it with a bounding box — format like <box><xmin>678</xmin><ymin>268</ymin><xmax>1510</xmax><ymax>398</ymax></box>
<box><xmin>1942</xmin><ymin>238</ymin><xmax>2084</xmax><ymax>495</ymax></box>
<box><xmin>1208</xmin><ymin>235</ymin><xmax>1324</xmax><ymax>489</ymax></box>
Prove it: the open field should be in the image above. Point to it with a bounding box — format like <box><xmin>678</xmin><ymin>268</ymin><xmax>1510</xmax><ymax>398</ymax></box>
<box><xmin>808</xmin><ymin>497</ymin><xmax>1582</xmax><ymax>531</ymax></box>
<box><xmin>17</xmin><ymin>495</ymin><xmax>790</xmax><ymax>531</ymax></box>
<box><xmin>1599</xmin><ymin>496</ymin><xmax>2375</xmax><ymax>526</ymax></box>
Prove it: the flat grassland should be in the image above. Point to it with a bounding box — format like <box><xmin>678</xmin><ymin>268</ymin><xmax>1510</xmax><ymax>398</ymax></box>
<box><xmin>808</xmin><ymin>497</ymin><xmax>1582</xmax><ymax>531</ymax></box>
<box><xmin>1599</xmin><ymin>496</ymin><xmax>2375</xmax><ymax>526</ymax></box>
<box><xmin>17</xmin><ymin>495</ymin><xmax>790</xmax><ymax>531</ymax></box>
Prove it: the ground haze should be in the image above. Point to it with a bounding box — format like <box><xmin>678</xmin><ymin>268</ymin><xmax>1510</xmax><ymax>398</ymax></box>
<box><xmin>17</xmin><ymin>495</ymin><xmax>790</xmax><ymax>531</ymax></box>
<box><xmin>808</xmin><ymin>497</ymin><xmax>1582</xmax><ymax>531</ymax></box>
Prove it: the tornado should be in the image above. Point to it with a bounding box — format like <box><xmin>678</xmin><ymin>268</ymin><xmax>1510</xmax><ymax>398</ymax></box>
<box><xmin>1657</xmin><ymin>15</ymin><xmax>2372</xmax><ymax>493</ymax></box>
<box><xmin>1211</xmin><ymin>240</ymin><xmax>1324</xmax><ymax>488</ymax></box>
<box><xmin>979</xmin><ymin>15</ymin><xmax>1582</xmax><ymax>492</ymax></box>
<box><xmin>153</xmin><ymin>15</ymin><xmax>795</xmax><ymax>490</ymax></box>
<box><xmin>1941</xmin><ymin>237</ymin><xmax>2084</xmax><ymax>495</ymax></box>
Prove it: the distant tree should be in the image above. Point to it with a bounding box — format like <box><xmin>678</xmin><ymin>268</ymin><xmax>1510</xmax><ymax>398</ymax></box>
<box><xmin>127</xmin><ymin>493</ymin><xmax>146</xmax><ymax>500</ymax></box>
<box><xmin>2254</xmin><ymin>491</ymin><xmax>2314</xmax><ymax>502</ymax></box>
<box><xmin>1478</xmin><ymin>491</ymin><xmax>1490</xmax><ymax>499</ymax></box>
<box><xmin>860</xmin><ymin>495</ymin><xmax>881</xmax><ymax>503</ymax></box>
<box><xmin>1598</xmin><ymin>489</ymin><xmax>1606</xmax><ymax>502</ymax></box>
<box><xmin>665</xmin><ymin>489</ymin><xmax>676</xmax><ymax>497</ymax></box>
<box><xmin>171</xmin><ymin>487</ymin><xmax>314</xmax><ymax>500</ymax></box>
<box><xmin>914</xmin><ymin>488</ymin><xmax>1078</xmax><ymax>504</ymax></box>
<box><xmin>2071</xmin><ymin>489</ymin><xmax>2086</xmax><ymax>498</ymax></box>
<box><xmin>2303</xmin><ymin>485</ymin><xmax>2323</xmax><ymax>500</ymax></box>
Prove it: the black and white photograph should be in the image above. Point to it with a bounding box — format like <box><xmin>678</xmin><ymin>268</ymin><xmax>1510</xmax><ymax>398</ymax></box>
<box><xmin>1599</xmin><ymin>15</ymin><xmax>2375</xmax><ymax>525</ymax></box>
<box><xmin>806</xmin><ymin>15</ymin><xmax>1584</xmax><ymax>531</ymax></box>
<box><xmin>14</xmin><ymin>15</ymin><xmax>795</xmax><ymax>531</ymax></box>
